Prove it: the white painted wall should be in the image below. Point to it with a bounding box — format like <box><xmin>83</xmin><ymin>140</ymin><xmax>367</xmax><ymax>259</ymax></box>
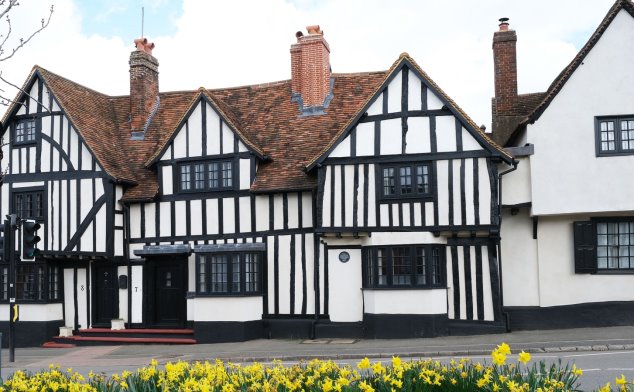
<box><xmin>0</xmin><ymin>303</ymin><xmax>63</xmax><ymax>321</ymax></box>
<box><xmin>501</xmin><ymin>156</ymin><xmax>531</xmax><ymax>206</ymax></box>
<box><xmin>131</xmin><ymin>265</ymin><xmax>143</xmax><ymax>323</ymax></box>
<box><xmin>192</xmin><ymin>297</ymin><xmax>262</xmax><ymax>321</ymax></box>
<box><xmin>327</xmin><ymin>248</ymin><xmax>363</xmax><ymax>322</ymax></box>
<box><xmin>500</xmin><ymin>209</ymin><xmax>539</xmax><ymax>306</ymax></box>
<box><xmin>527</xmin><ymin>9</ymin><xmax>634</xmax><ymax>215</ymax></box>
<box><xmin>536</xmin><ymin>216</ymin><xmax>634</xmax><ymax>306</ymax></box>
<box><xmin>364</xmin><ymin>289</ymin><xmax>446</xmax><ymax>314</ymax></box>
<box><xmin>76</xmin><ymin>268</ymin><xmax>88</xmax><ymax>328</ymax></box>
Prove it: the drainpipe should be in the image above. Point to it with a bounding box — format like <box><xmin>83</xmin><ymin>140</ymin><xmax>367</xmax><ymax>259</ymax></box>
<box><xmin>497</xmin><ymin>158</ymin><xmax>518</xmax><ymax>332</ymax></box>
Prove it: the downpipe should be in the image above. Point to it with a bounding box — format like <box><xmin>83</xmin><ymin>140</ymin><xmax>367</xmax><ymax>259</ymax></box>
<box><xmin>497</xmin><ymin>159</ymin><xmax>518</xmax><ymax>332</ymax></box>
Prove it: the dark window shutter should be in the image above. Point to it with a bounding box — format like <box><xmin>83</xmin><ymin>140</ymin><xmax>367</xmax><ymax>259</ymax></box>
<box><xmin>573</xmin><ymin>221</ymin><xmax>597</xmax><ymax>274</ymax></box>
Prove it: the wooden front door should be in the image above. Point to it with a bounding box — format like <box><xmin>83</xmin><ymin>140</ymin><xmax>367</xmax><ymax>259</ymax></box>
<box><xmin>93</xmin><ymin>264</ymin><xmax>119</xmax><ymax>326</ymax></box>
<box><xmin>145</xmin><ymin>258</ymin><xmax>187</xmax><ymax>327</ymax></box>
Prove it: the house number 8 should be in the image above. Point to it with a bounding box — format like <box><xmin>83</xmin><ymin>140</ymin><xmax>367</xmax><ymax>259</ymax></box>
<box><xmin>80</xmin><ymin>285</ymin><xmax>85</xmax><ymax>291</ymax></box>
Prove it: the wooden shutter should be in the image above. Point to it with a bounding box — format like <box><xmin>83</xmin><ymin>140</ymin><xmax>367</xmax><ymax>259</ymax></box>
<box><xmin>573</xmin><ymin>221</ymin><xmax>597</xmax><ymax>274</ymax></box>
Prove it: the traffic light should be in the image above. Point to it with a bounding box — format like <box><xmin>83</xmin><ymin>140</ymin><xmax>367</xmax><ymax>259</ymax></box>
<box><xmin>22</xmin><ymin>220</ymin><xmax>41</xmax><ymax>260</ymax></box>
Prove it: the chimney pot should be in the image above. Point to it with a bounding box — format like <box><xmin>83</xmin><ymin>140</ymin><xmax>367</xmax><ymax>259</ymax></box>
<box><xmin>498</xmin><ymin>17</ymin><xmax>510</xmax><ymax>31</ymax></box>
<box><xmin>306</xmin><ymin>25</ymin><xmax>321</xmax><ymax>35</ymax></box>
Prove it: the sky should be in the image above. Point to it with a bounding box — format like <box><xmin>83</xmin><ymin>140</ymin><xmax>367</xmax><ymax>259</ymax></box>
<box><xmin>0</xmin><ymin>0</ymin><xmax>617</xmax><ymax>129</ymax></box>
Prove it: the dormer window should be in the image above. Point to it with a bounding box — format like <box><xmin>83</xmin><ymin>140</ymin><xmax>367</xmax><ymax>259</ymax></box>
<box><xmin>178</xmin><ymin>159</ymin><xmax>234</xmax><ymax>193</ymax></box>
<box><xmin>14</xmin><ymin>118</ymin><xmax>37</xmax><ymax>145</ymax></box>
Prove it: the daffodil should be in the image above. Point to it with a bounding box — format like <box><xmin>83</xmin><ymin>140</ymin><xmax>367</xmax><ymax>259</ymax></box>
<box><xmin>518</xmin><ymin>350</ymin><xmax>531</xmax><ymax>364</ymax></box>
<box><xmin>357</xmin><ymin>357</ymin><xmax>371</xmax><ymax>369</ymax></box>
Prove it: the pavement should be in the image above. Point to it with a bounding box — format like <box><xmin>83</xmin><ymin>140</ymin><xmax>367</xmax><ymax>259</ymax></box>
<box><xmin>2</xmin><ymin>326</ymin><xmax>634</xmax><ymax>373</ymax></box>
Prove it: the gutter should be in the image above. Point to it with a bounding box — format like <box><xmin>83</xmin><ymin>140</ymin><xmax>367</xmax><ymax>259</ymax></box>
<box><xmin>497</xmin><ymin>159</ymin><xmax>519</xmax><ymax>332</ymax></box>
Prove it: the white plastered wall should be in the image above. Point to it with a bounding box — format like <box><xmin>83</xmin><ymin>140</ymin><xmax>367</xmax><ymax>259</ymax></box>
<box><xmin>535</xmin><ymin>216</ymin><xmax>634</xmax><ymax>307</ymax></box>
<box><xmin>528</xmin><ymin>9</ymin><xmax>634</xmax><ymax>215</ymax></box>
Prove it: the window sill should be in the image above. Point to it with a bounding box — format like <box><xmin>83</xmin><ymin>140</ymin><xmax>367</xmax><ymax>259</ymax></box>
<box><xmin>188</xmin><ymin>292</ymin><xmax>263</xmax><ymax>298</ymax></box>
<box><xmin>593</xmin><ymin>269</ymin><xmax>634</xmax><ymax>275</ymax></box>
<box><xmin>362</xmin><ymin>286</ymin><xmax>446</xmax><ymax>291</ymax></box>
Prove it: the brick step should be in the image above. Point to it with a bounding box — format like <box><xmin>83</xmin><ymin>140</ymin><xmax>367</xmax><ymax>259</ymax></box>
<box><xmin>77</xmin><ymin>328</ymin><xmax>194</xmax><ymax>338</ymax></box>
<box><xmin>52</xmin><ymin>335</ymin><xmax>197</xmax><ymax>346</ymax></box>
<box><xmin>42</xmin><ymin>341</ymin><xmax>76</xmax><ymax>348</ymax></box>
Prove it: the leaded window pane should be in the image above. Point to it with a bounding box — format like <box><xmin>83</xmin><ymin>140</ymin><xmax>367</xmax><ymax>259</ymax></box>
<box><xmin>15</xmin><ymin>120</ymin><xmax>36</xmax><ymax>143</ymax></box>
<box><xmin>210</xmin><ymin>255</ymin><xmax>228</xmax><ymax>293</ymax></box>
<box><xmin>399</xmin><ymin>167</ymin><xmax>412</xmax><ymax>194</ymax></box>
<box><xmin>232</xmin><ymin>254</ymin><xmax>240</xmax><ymax>293</ymax></box>
<box><xmin>198</xmin><ymin>257</ymin><xmax>207</xmax><ymax>292</ymax></box>
<box><xmin>222</xmin><ymin>162</ymin><xmax>233</xmax><ymax>188</ymax></box>
<box><xmin>383</xmin><ymin>168</ymin><xmax>395</xmax><ymax>195</ymax></box>
<box><xmin>194</xmin><ymin>164</ymin><xmax>205</xmax><ymax>189</ymax></box>
<box><xmin>391</xmin><ymin>247</ymin><xmax>411</xmax><ymax>285</ymax></box>
<box><xmin>431</xmin><ymin>247</ymin><xmax>442</xmax><ymax>285</ymax></box>
<box><xmin>208</xmin><ymin>162</ymin><xmax>219</xmax><ymax>189</ymax></box>
<box><xmin>416</xmin><ymin>247</ymin><xmax>426</xmax><ymax>285</ymax></box>
<box><xmin>416</xmin><ymin>165</ymin><xmax>429</xmax><ymax>194</ymax></box>
<box><xmin>377</xmin><ymin>248</ymin><xmax>388</xmax><ymax>286</ymax></box>
<box><xmin>180</xmin><ymin>165</ymin><xmax>191</xmax><ymax>190</ymax></box>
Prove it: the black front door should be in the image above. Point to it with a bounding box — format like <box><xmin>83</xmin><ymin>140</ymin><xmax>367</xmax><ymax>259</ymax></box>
<box><xmin>93</xmin><ymin>264</ymin><xmax>119</xmax><ymax>326</ymax></box>
<box><xmin>145</xmin><ymin>258</ymin><xmax>187</xmax><ymax>327</ymax></box>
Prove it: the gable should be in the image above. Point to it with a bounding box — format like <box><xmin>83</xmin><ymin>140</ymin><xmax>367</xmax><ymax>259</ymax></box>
<box><xmin>156</xmin><ymin>97</ymin><xmax>251</xmax><ymax>162</ymax></box>
<box><xmin>525</xmin><ymin>0</ymin><xmax>634</xmax><ymax>126</ymax></box>
<box><xmin>1</xmin><ymin>73</ymin><xmax>106</xmax><ymax>176</ymax></box>
<box><xmin>320</xmin><ymin>57</ymin><xmax>509</xmax><ymax>162</ymax></box>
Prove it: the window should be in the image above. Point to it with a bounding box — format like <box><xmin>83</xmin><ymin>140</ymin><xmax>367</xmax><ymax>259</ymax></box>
<box><xmin>13</xmin><ymin>190</ymin><xmax>44</xmax><ymax>220</ymax></box>
<box><xmin>363</xmin><ymin>245</ymin><xmax>444</xmax><ymax>288</ymax></box>
<box><xmin>380</xmin><ymin>163</ymin><xmax>431</xmax><ymax>199</ymax></box>
<box><xmin>197</xmin><ymin>252</ymin><xmax>262</xmax><ymax>295</ymax></box>
<box><xmin>178</xmin><ymin>160</ymin><xmax>234</xmax><ymax>192</ymax></box>
<box><xmin>596</xmin><ymin>116</ymin><xmax>634</xmax><ymax>155</ymax></box>
<box><xmin>574</xmin><ymin>219</ymin><xmax>634</xmax><ymax>273</ymax></box>
<box><xmin>14</xmin><ymin>119</ymin><xmax>37</xmax><ymax>145</ymax></box>
<box><xmin>0</xmin><ymin>263</ymin><xmax>60</xmax><ymax>302</ymax></box>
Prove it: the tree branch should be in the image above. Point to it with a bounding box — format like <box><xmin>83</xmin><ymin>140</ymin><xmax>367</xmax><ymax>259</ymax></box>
<box><xmin>0</xmin><ymin>4</ymin><xmax>54</xmax><ymax>62</ymax></box>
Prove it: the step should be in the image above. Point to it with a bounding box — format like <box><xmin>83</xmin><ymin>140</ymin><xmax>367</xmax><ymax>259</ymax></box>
<box><xmin>52</xmin><ymin>335</ymin><xmax>197</xmax><ymax>346</ymax></box>
<box><xmin>77</xmin><ymin>328</ymin><xmax>194</xmax><ymax>338</ymax></box>
<box><xmin>42</xmin><ymin>341</ymin><xmax>76</xmax><ymax>348</ymax></box>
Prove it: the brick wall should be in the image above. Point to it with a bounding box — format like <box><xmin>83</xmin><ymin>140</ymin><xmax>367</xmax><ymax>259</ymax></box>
<box><xmin>493</xmin><ymin>25</ymin><xmax>517</xmax><ymax>114</ymax></box>
<box><xmin>290</xmin><ymin>26</ymin><xmax>331</xmax><ymax>108</ymax></box>
<box><xmin>129</xmin><ymin>49</ymin><xmax>159</xmax><ymax>133</ymax></box>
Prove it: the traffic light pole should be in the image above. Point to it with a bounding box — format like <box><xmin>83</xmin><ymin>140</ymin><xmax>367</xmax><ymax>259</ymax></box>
<box><xmin>4</xmin><ymin>216</ymin><xmax>16</xmax><ymax>362</ymax></box>
<box><xmin>8</xmin><ymin>216</ymin><xmax>16</xmax><ymax>362</ymax></box>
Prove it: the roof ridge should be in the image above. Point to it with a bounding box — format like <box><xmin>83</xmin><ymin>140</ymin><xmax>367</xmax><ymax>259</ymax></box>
<box><xmin>207</xmin><ymin>79</ymin><xmax>291</xmax><ymax>92</ymax></box>
<box><xmin>521</xmin><ymin>0</ymin><xmax>634</xmax><ymax>126</ymax></box>
<box><xmin>36</xmin><ymin>66</ymin><xmax>111</xmax><ymax>98</ymax></box>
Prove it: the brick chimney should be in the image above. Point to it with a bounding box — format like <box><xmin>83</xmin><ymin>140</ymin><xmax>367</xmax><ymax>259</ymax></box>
<box><xmin>130</xmin><ymin>38</ymin><xmax>159</xmax><ymax>138</ymax></box>
<box><xmin>493</xmin><ymin>18</ymin><xmax>517</xmax><ymax>114</ymax></box>
<box><xmin>290</xmin><ymin>25</ymin><xmax>332</xmax><ymax>114</ymax></box>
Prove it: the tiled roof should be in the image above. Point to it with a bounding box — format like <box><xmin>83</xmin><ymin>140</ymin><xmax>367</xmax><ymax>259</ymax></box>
<box><xmin>8</xmin><ymin>51</ymin><xmax>510</xmax><ymax>200</ymax></box>
<box><xmin>491</xmin><ymin>92</ymin><xmax>545</xmax><ymax>146</ymax></box>
<box><xmin>34</xmin><ymin>67</ymin><xmax>138</xmax><ymax>184</ymax></box>
<box><xmin>494</xmin><ymin>0</ymin><xmax>634</xmax><ymax>146</ymax></box>
<box><xmin>211</xmin><ymin>72</ymin><xmax>386</xmax><ymax>192</ymax></box>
